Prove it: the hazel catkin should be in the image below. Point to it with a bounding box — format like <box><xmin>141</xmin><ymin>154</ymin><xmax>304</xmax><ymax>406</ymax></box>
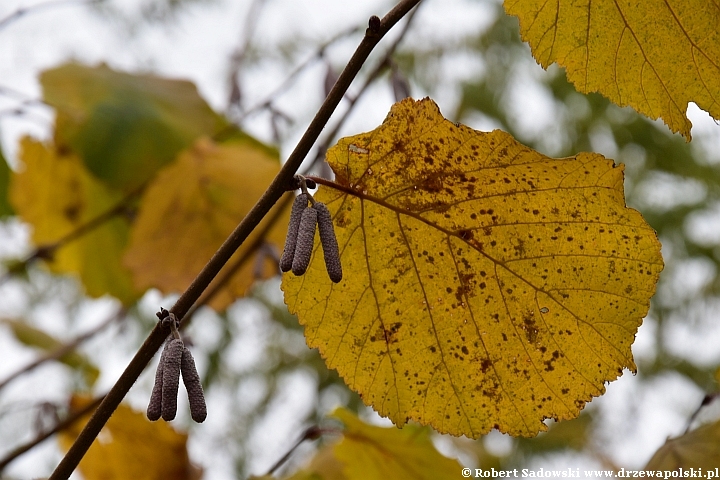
<box><xmin>313</xmin><ymin>202</ymin><xmax>342</xmax><ymax>283</ymax></box>
<box><xmin>181</xmin><ymin>346</ymin><xmax>207</xmax><ymax>423</ymax></box>
<box><xmin>280</xmin><ymin>193</ymin><xmax>309</xmax><ymax>272</ymax></box>
<box><xmin>291</xmin><ymin>206</ymin><xmax>318</xmax><ymax>276</ymax></box>
<box><xmin>161</xmin><ymin>338</ymin><xmax>184</xmax><ymax>421</ymax></box>
<box><xmin>147</xmin><ymin>340</ymin><xmax>171</xmax><ymax>421</ymax></box>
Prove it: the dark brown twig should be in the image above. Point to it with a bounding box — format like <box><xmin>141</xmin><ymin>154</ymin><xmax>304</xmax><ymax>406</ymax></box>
<box><xmin>263</xmin><ymin>425</ymin><xmax>338</xmax><ymax>477</ymax></box>
<box><xmin>0</xmin><ymin>395</ymin><xmax>104</xmax><ymax>473</ymax></box>
<box><xmin>226</xmin><ymin>0</ymin><xmax>268</xmax><ymax>115</ymax></box>
<box><xmin>48</xmin><ymin>3</ymin><xmax>422</xmax><ymax>478</ymax></box>
<box><xmin>684</xmin><ymin>392</ymin><xmax>720</xmax><ymax>433</ymax></box>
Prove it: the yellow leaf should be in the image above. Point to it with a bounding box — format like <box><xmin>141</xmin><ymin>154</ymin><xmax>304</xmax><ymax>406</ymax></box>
<box><xmin>644</xmin><ymin>419</ymin><xmax>720</xmax><ymax>469</ymax></box>
<box><xmin>282</xmin><ymin>98</ymin><xmax>663</xmax><ymax>437</ymax></box>
<box><xmin>41</xmin><ymin>63</ymin><xmax>231</xmax><ymax>190</ymax></box>
<box><xmin>284</xmin><ymin>446</ymin><xmax>347</xmax><ymax>480</ymax></box>
<box><xmin>124</xmin><ymin>137</ymin><xmax>289</xmax><ymax>311</ymax></box>
<box><xmin>10</xmin><ymin>138</ymin><xmax>140</xmax><ymax>305</ymax></box>
<box><xmin>504</xmin><ymin>0</ymin><xmax>720</xmax><ymax>140</ymax></box>
<box><xmin>284</xmin><ymin>409</ymin><xmax>461</xmax><ymax>480</ymax></box>
<box><xmin>332</xmin><ymin>408</ymin><xmax>462</xmax><ymax>480</ymax></box>
<box><xmin>58</xmin><ymin>395</ymin><xmax>201</xmax><ymax>480</ymax></box>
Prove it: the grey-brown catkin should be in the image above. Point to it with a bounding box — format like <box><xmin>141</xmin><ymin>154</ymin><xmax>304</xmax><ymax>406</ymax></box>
<box><xmin>147</xmin><ymin>339</ymin><xmax>171</xmax><ymax>421</ymax></box>
<box><xmin>280</xmin><ymin>193</ymin><xmax>309</xmax><ymax>272</ymax></box>
<box><xmin>181</xmin><ymin>347</ymin><xmax>207</xmax><ymax>423</ymax></box>
<box><xmin>313</xmin><ymin>202</ymin><xmax>342</xmax><ymax>283</ymax></box>
<box><xmin>291</xmin><ymin>206</ymin><xmax>317</xmax><ymax>276</ymax></box>
<box><xmin>161</xmin><ymin>338</ymin><xmax>184</xmax><ymax>421</ymax></box>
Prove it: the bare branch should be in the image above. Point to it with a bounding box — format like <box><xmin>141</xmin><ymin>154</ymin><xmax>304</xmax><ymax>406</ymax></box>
<box><xmin>0</xmin><ymin>395</ymin><xmax>104</xmax><ymax>473</ymax></box>
<box><xmin>226</xmin><ymin>0</ymin><xmax>268</xmax><ymax>115</ymax></box>
<box><xmin>263</xmin><ymin>425</ymin><xmax>338</xmax><ymax>477</ymax></box>
<box><xmin>307</xmin><ymin>3</ymin><xmax>422</xmax><ymax>172</ymax></box>
<box><xmin>0</xmin><ymin>308</ymin><xmax>125</xmax><ymax>393</ymax></box>
<box><xmin>0</xmin><ymin>184</ymin><xmax>144</xmax><ymax>287</ymax></box>
<box><xmin>238</xmin><ymin>25</ymin><xmax>361</xmax><ymax>121</ymax></box>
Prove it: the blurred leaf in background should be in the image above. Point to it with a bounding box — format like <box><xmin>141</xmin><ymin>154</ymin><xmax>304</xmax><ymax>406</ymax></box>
<box><xmin>123</xmin><ymin>136</ymin><xmax>289</xmax><ymax>311</ymax></box>
<box><xmin>645</xmin><ymin>418</ymin><xmax>720</xmax><ymax>469</ymax></box>
<box><xmin>10</xmin><ymin>137</ymin><xmax>140</xmax><ymax>305</ymax></box>
<box><xmin>41</xmin><ymin>63</ymin><xmax>232</xmax><ymax>191</ymax></box>
<box><xmin>285</xmin><ymin>408</ymin><xmax>462</xmax><ymax>480</ymax></box>
<box><xmin>57</xmin><ymin>395</ymin><xmax>201</xmax><ymax>480</ymax></box>
<box><xmin>1</xmin><ymin>319</ymin><xmax>99</xmax><ymax>388</ymax></box>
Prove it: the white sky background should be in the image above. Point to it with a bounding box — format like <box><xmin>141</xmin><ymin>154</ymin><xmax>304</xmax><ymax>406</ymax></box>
<box><xmin>1</xmin><ymin>0</ymin><xmax>720</xmax><ymax>479</ymax></box>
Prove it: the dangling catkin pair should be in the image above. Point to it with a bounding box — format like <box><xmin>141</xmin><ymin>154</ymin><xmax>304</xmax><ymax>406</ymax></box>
<box><xmin>281</xmin><ymin>192</ymin><xmax>342</xmax><ymax>283</ymax></box>
<box><xmin>147</xmin><ymin>313</ymin><xmax>207</xmax><ymax>423</ymax></box>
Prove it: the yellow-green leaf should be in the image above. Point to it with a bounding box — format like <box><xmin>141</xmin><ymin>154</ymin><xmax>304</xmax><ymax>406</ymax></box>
<box><xmin>284</xmin><ymin>408</ymin><xmax>462</xmax><ymax>480</ymax></box>
<box><xmin>10</xmin><ymin>138</ymin><xmax>140</xmax><ymax>305</ymax></box>
<box><xmin>2</xmin><ymin>319</ymin><xmax>99</xmax><ymax>387</ymax></box>
<box><xmin>58</xmin><ymin>395</ymin><xmax>201</xmax><ymax>480</ymax></box>
<box><xmin>504</xmin><ymin>0</ymin><xmax>720</xmax><ymax>140</ymax></box>
<box><xmin>282</xmin><ymin>98</ymin><xmax>663</xmax><ymax>437</ymax></box>
<box><xmin>41</xmin><ymin>63</ymin><xmax>231</xmax><ymax>190</ymax></box>
<box><xmin>124</xmin><ymin>137</ymin><xmax>290</xmax><ymax>311</ymax></box>
<box><xmin>645</xmin><ymin>419</ymin><xmax>720</xmax><ymax>469</ymax></box>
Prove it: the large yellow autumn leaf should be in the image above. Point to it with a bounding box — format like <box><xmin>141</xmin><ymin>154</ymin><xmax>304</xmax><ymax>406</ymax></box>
<box><xmin>124</xmin><ymin>137</ymin><xmax>290</xmax><ymax>311</ymax></box>
<box><xmin>504</xmin><ymin>0</ymin><xmax>720</xmax><ymax>139</ymax></box>
<box><xmin>282</xmin><ymin>98</ymin><xmax>663</xmax><ymax>437</ymax></box>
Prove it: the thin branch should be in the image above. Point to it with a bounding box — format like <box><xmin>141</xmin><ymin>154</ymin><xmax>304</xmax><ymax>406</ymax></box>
<box><xmin>226</xmin><ymin>0</ymin><xmax>268</xmax><ymax>114</ymax></box>
<box><xmin>263</xmin><ymin>425</ymin><xmax>335</xmax><ymax>477</ymax></box>
<box><xmin>0</xmin><ymin>183</ymin><xmax>144</xmax><ymax>287</ymax></box>
<box><xmin>49</xmin><ymin>3</ymin><xmax>422</xmax><ymax>478</ymax></box>
<box><xmin>0</xmin><ymin>308</ymin><xmax>125</xmax><ymax>393</ymax></box>
<box><xmin>684</xmin><ymin>392</ymin><xmax>720</xmax><ymax>433</ymax></box>
<box><xmin>0</xmin><ymin>85</ymin><xmax>43</xmax><ymax>103</ymax></box>
<box><xmin>0</xmin><ymin>395</ymin><xmax>104</xmax><ymax>473</ymax></box>
<box><xmin>307</xmin><ymin>4</ymin><xmax>421</xmax><ymax>172</ymax></box>
<box><xmin>0</xmin><ymin>0</ymin><xmax>97</xmax><ymax>32</ymax></box>
<box><xmin>238</xmin><ymin>25</ymin><xmax>362</xmax><ymax>121</ymax></box>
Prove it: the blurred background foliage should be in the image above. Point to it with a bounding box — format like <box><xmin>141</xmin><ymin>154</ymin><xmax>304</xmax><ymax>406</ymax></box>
<box><xmin>1</xmin><ymin>0</ymin><xmax>720</xmax><ymax>478</ymax></box>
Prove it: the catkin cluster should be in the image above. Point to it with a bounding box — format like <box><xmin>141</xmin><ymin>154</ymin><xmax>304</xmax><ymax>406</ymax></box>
<box><xmin>280</xmin><ymin>192</ymin><xmax>342</xmax><ymax>283</ymax></box>
<box><xmin>147</xmin><ymin>313</ymin><xmax>207</xmax><ymax>423</ymax></box>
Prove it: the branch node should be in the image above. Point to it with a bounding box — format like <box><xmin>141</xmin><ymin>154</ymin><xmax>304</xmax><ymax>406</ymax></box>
<box><xmin>368</xmin><ymin>15</ymin><xmax>381</xmax><ymax>34</ymax></box>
